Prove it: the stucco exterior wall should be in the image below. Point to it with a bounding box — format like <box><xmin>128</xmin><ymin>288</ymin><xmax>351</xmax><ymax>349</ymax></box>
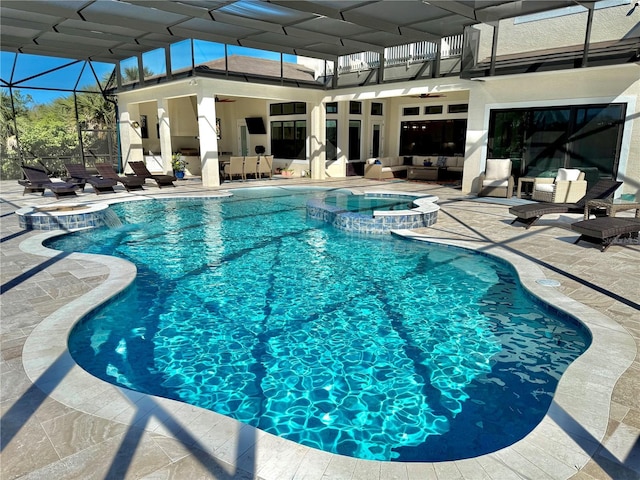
<box><xmin>476</xmin><ymin>3</ymin><xmax>638</xmax><ymax>60</ymax></box>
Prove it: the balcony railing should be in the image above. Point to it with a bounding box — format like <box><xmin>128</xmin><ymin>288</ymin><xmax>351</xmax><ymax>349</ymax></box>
<box><xmin>336</xmin><ymin>35</ymin><xmax>464</xmax><ymax>74</ymax></box>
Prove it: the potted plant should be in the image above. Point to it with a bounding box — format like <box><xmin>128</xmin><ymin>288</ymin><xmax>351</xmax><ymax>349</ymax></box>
<box><xmin>172</xmin><ymin>153</ymin><xmax>187</xmax><ymax>179</ymax></box>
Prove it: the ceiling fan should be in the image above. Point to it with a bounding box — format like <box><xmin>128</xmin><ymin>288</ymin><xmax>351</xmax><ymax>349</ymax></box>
<box><xmin>215</xmin><ymin>96</ymin><xmax>236</xmax><ymax>102</ymax></box>
<box><xmin>411</xmin><ymin>93</ymin><xmax>446</xmax><ymax>99</ymax></box>
<box><xmin>627</xmin><ymin>1</ymin><xmax>639</xmax><ymax>15</ymax></box>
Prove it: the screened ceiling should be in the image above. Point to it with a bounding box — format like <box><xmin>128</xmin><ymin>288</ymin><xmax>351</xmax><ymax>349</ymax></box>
<box><xmin>1</xmin><ymin>0</ymin><xmax>597</xmax><ymax>63</ymax></box>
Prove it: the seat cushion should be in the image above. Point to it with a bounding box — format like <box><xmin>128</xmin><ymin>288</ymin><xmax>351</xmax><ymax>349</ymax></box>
<box><xmin>556</xmin><ymin>168</ymin><xmax>581</xmax><ymax>182</ymax></box>
<box><xmin>535</xmin><ymin>183</ymin><xmax>555</xmax><ymax>193</ymax></box>
<box><xmin>483</xmin><ymin>179</ymin><xmax>509</xmax><ymax>187</ymax></box>
<box><xmin>485</xmin><ymin>159</ymin><xmax>511</xmax><ymax>180</ymax></box>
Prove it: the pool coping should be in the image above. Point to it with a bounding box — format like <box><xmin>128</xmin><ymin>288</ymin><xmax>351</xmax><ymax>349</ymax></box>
<box><xmin>19</xmin><ymin>199</ymin><xmax>636</xmax><ymax>479</ymax></box>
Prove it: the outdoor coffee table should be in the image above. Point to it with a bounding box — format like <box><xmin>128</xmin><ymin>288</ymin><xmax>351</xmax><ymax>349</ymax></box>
<box><xmin>407</xmin><ymin>165</ymin><xmax>439</xmax><ymax>181</ymax></box>
<box><xmin>584</xmin><ymin>198</ymin><xmax>640</xmax><ymax>220</ymax></box>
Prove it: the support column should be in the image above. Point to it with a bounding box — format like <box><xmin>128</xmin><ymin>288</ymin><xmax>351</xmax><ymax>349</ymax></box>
<box><xmin>308</xmin><ymin>102</ymin><xmax>326</xmax><ymax>180</ymax></box>
<box><xmin>198</xmin><ymin>95</ymin><xmax>221</xmax><ymax>187</ymax></box>
<box><xmin>157</xmin><ymin>98</ymin><xmax>172</xmax><ymax>174</ymax></box>
<box><xmin>119</xmin><ymin>104</ymin><xmax>143</xmax><ymax>172</ymax></box>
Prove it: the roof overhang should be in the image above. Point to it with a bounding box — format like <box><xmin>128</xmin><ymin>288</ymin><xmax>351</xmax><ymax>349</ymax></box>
<box><xmin>1</xmin><ymin>0</ymin><xmax>595</xmax><ymax>63</ymax></box>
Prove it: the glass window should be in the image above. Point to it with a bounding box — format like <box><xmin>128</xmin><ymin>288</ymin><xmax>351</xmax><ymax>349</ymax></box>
<box><xmin>403</xmin><ymin>107</ymin><xmax>420</xmax><ymax>116</ymax></box>
<box><xmin>569</xmin><ymin>104</ymin><xmax>625</xmax><ymax>180</ymax></box>
<box><xmin>326</xmin><ymin>102</ymin><xmax>338</xmax><ymax>114</ymax></box>
<box><xmin>270</xmin><ymin>102</ymin><xmax>306</xmax><ymax>116</ymax></box>
<box><xmin>271</xmin><ymin>120</ymin><xmax>306</xmax><ymax>159</ymax></box>
<box><xmin>171</xmin><ymin>39</ymin><xmax>193</xmax><ymax>73</ymax></box>
<box><xmin>424</xmin><ymin>105</ymin><xmax>443</xmax><ymax>115</ymax></box>
<box><xmin>349</xmin><ymin>101</ymin><xmax>362</xmax><ymax>115</ymax></box>
<box><xmin>371</xmin><ymin>102</ymin><xmax>383</xmax><ymax>115</ymax></box>
<box><xmin>142</xmin><ymin>48</ymin><xmax>166</xmax><ymax>81</ymax></box>
<box><xmin>193</xmin><ymin>40</ymin><xmax>225</xmax><ymax>71</ymax></box>
<box><xmin>348</xmin><ymin>120</ymin><xmax>361</xmax><ymax>160</ymax></box>
<box><xmin>140</xmin><ymin>115</ymin><xmax>149</xmax><ymax>139</ymax></box>
<box><xmin>326</xmin><ymin>119</ymin><xmax>338</xmax><ymax>161</ymax></box>
<box><xmin>448</xmin><ymin>104</ymin><xmax>469</xmax><ymax>113</ymax></box>
<box><xmin>228</xmin><ymin>45</ymin><xmax>281</xmax><ymax>78</ymax></box>
<box><xmin>120</xmin><ymin>56</ymin><xmax>140</xmax><ymax>85</ymax></box>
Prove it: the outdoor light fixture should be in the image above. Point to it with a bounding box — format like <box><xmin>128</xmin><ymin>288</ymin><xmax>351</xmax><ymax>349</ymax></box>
<box><xmin>131</xmin><ymin>121</ymin><xmax>140</xmax><ymax>128</ymax></box>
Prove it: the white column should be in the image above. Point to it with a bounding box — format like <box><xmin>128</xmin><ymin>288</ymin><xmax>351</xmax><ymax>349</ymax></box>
<box><xmin>119</xmin><ymin>104</ymin><xmax>143</xmax><ymax>172</ymax></box>
<box><xmin>197</xmin><ymin>95</ymin><xmax>221</xmax><ymax>187</ymax></box>
<box><xmin>157</xmin><ymin>98</ymin><xmax>173</xmax><ymax>174</ymax></box>
<box><xmin>308</xmin><ymin>102</ymin><xmax>326</xmax><ymax>180</ymax></box>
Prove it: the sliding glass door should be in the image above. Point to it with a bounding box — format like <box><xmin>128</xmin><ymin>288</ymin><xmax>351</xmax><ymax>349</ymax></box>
<box><xmin>488</xmin><ymin>103</ymin><xmax>626</xmax><ymax>183</ymax></box>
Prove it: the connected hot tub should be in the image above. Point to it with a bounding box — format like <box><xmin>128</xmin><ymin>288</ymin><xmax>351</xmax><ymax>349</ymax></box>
<box><xmin>306</xmin><ymin>189</ymin><xmax>439</xmax><ymax>234</ymax></box>
<box><xmin>16</xmin><ymin>203</ymin><xmax>121</xmax><ymax>231</ymax></box>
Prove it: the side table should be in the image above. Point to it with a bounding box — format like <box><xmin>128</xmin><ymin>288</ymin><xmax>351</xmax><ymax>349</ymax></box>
<box><xmin>584</xmin><ymin>198</ymin><xmax>640</xmax><ymax>220</ymax></box>
<box><xmin>517</xmin><ymin>177</ymin><xmax>535</xmax><ymax>199</ymax></box>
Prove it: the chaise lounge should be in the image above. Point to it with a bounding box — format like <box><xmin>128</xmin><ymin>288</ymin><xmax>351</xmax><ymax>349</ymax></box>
<box><xmin>94</xmin><ymin>163</ymin><xmax>146</xmax><ymax>192</ymax></box>
<box><xmin>65</xmin><ymin>163</ymin><xmax>117</xmax><ymax>195</ymax></box>
<box><xmin>571</xmin><ymin>217</ymin><xmax>640</xmax><ymax>252</ymax></box>
<box><xmin>128</xmin><ymin>161</ymin><xmax>176</xmax><ymax>188</ymax></box>
<box><xmin>508</xmin><ymin>179</ymin><xmax>622</xmax><ymax>229</ymax></box>
<box><xmin>19</xmin><ymin>165</ymin><xmax>79</xmax><ymax>199</ymax></box>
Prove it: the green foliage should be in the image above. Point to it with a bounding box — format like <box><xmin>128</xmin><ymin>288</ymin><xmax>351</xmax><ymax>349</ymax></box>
<box><xmin>171</xmin><ymin>153</ymin><xmax>186</xmax><ymax>171</ymax></box>
<box><xmin>17</xmin><ymin>114</ymin><xmax>78</xmax><ymax>158</ymax></box>
<box><xmin>1</xmin><ymin>88</ymin><xmax>116</xmax><ymax>179</ymax></box>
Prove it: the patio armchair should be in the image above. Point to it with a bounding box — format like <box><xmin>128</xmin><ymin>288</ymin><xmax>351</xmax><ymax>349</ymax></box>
<box><xmin>478</xmin><ymin>159</ymin><xmax>514</xmax><ymax>198</ymax></box>
<box><xmin>257</xmin><ymin>155</ymin><xmax>273</xmax><ymax>178</ymax></box>
<box><xmin>19</xmin><ymin>165</ymin><xmax>79</xmax><ymax>199</ymax></box>
<box><xmin>64</xmin><ymin>163</ymin><xmax>117</xmax><ymax>195</ymax></box>
<box><xmin>243</xmin><ymin>156</ymin><xmax>259</xmax><ymax>180</ymax></box>
<box><xmin>94</xmin><ymin>163</ymin><xmax>146</xmax><ymax>192</ymax></box>
<box><xmin>531</xmin><ymin>168</ymin><xmax>586</xmax><ymax>203</ymax></box>
<box><xmin>224</xmin><ymin>157</ymin><xmax>244</xmax><ymax>181</ymax></box>
<box><xmin>128</xmin><ymin>161</ymin><xmax>176</xmax><ymax>188</ymax></box>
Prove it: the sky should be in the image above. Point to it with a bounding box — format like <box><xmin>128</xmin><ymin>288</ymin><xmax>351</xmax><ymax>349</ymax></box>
<box><xmin>1</xmin><ymin>41</ymin><xmax>298</xmax><ymax>107</ymax></box>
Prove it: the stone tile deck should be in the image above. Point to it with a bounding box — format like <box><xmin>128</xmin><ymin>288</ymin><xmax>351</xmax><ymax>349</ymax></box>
<box><xmin>1</xmin><ymin>177</ymin><xmax>638</xmax><ymax>479</ymax></box>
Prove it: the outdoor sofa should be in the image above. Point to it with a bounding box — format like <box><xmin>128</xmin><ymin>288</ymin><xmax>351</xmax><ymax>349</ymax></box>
<box><xmin>363</xmin><ymin>155</ymin><xmax>464</xmax><ymax>180</ymax></box>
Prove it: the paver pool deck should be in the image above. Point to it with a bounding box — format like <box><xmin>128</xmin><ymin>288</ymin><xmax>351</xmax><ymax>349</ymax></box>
<box><xmin>1</xmin><ymin>176</ymin><xmax>638</xmax><ymax>480</ymax></box>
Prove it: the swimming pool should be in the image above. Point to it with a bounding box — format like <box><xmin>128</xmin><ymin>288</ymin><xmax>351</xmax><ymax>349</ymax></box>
<box><xmin>47</xmin><ymin>187</ymin><xmax>591</xmax><ymax>462</ymax></box>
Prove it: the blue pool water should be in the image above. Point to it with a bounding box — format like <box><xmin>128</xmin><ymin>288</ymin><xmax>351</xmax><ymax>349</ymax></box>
<box><xmin>47</xmin><ymin>187</ymin><xmax>591</xmax><ymax>462</ymax></box>
<box><xmin>323</xmin><ymin>192</ymin><xmax>416</xmax><ymax>213</ymax></box>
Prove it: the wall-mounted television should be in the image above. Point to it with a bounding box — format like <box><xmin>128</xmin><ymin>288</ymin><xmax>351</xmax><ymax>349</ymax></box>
<box><xmin>245</xmin><ymin>117</ymin><xmax>267</xmax><ymax>134</ymax></box>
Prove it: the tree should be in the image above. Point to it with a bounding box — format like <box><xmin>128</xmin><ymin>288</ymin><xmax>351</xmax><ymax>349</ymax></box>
<box><xmin>122</xmin><ymin>65</ymin><xmax>154</xmax><ymax>83</ymax></box>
